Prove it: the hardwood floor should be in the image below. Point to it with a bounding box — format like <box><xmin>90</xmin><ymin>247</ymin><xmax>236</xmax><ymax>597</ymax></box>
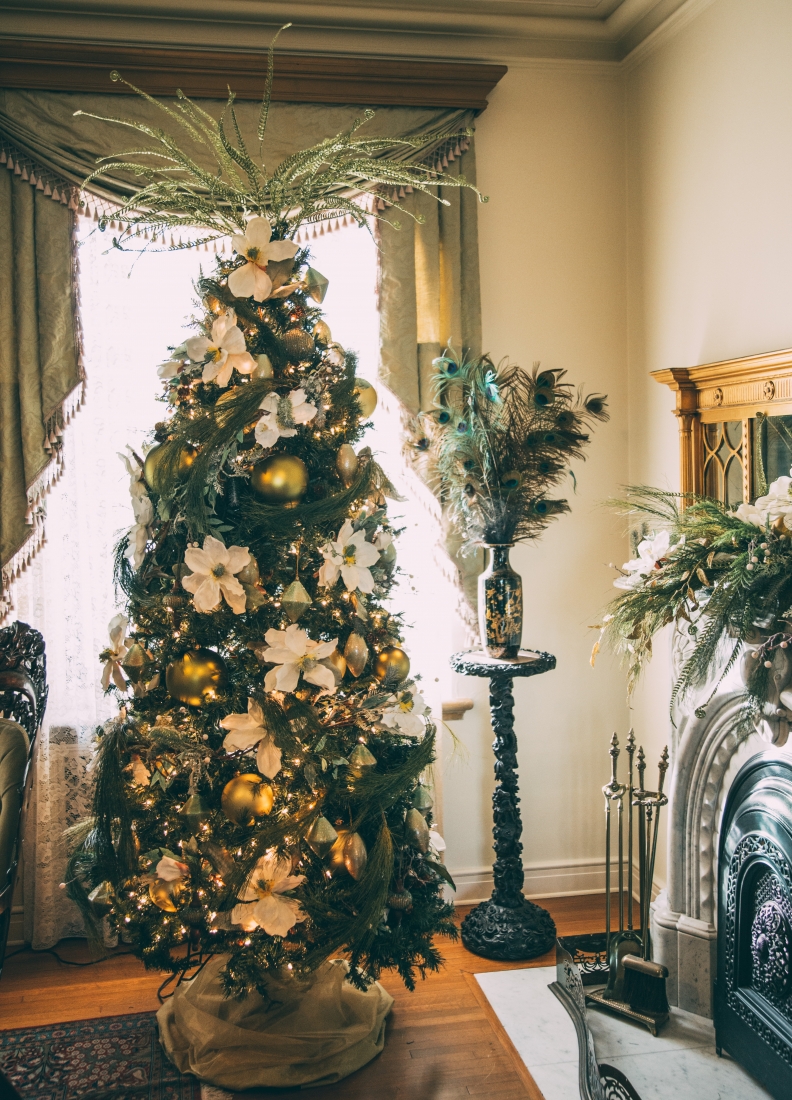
<box><xmin>0</xmin><ymin>894</ymin><xmax>611</xmax><ymax>1098</ymax></box>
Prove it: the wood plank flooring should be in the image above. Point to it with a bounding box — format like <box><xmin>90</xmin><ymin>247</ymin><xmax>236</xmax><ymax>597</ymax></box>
<box><xmin>0</xmin><ymin>894</ymin><xmax>611</xmax><ymax>1098</ymax></box>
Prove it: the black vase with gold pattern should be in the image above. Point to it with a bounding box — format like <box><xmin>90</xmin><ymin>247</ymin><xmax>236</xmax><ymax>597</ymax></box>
<box><xmin>478</xmin><ymin>545</ymin><xmax>523</xmax><ymax>659</ymax></box>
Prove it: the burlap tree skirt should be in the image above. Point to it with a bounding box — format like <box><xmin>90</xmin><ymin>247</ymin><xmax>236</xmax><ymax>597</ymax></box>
<box><xmin>157</xmin><ymin>956</ymin><xmax>394</xmax><ymax>1090</ymax></box>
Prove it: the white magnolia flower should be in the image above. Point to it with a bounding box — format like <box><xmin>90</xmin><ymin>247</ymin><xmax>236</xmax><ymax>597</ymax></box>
<box><xmin>156</xmin><ymin>855</ymin><xmax>189</xmax><ymax>882</ymax></box>
<box><xmin>613</xmin><ymin>530</ymin><xmax>672</xmax><ymax>591</ymax></box>
<box><xmin>429</xmin><ymin>823</ymin><xmax>446</xmax><ymax>854</ymax></box>
<box><xmin>228</xmin><ymin>217</ymin><xmax>300</xmax><ymax>302</ymax></box>
<box><xmin>128</xmin><ymin>753</ymin><xmax>151</xmax><ymax>787</ymax></box>
<box><xmin>185</xmin><ymin>311</ymin><xmax>255</xmax><ymax>388</ymax></box>
<box><xmin>221</xmin><ymin>698</ymin><xmax>282</xmax><ymax>779</ymax></box>
<box><xmin>232</xmin><ymin>850</ymin><xmax>307</xmax><ymax>936</ymax></box>
<box><xmin>182</xmin><ymin>535</ymin><xmax>251</xmax><ymax>614</ymax></box>
<box><xmin>157</xmin><ymin>359</ymin><xmax>183</xmax><ymax>380</ymax></box>
<box><xmin>119</xmin><ymin>450</ymin><xmax>154</xmax><ymax>570</ymax></box>
<box><xmin>101</xmin><ymin>613</ymin><xmax>129</xmax><ymax>691</ymax></box>
<box><xmin>735</xmin><ymin>475</ymin><xmax>792</xmax><ymax>528</ymax></box>
<box><xmin>255</xmin><ymin>389</ymin><xmax>317</xmax><ymax>449</ymax></box>
<box><xmin>319</xmin><ymin>520</ymin><xmax>380</xmax><ymax>593</ymax></box>
<box><xmin>375</xmin><ymin>530</ymin><xmax>394</xmax><ymax>554</ymax></box>
<box><xmin>260</xmin><ymin>624</ymin><xmax>338</xmax><ymax>695</ymax></box>
<box><xmin>381</xmin><ymin>691</ymin><xmax>427</xmax><ymax>737</ymax></box>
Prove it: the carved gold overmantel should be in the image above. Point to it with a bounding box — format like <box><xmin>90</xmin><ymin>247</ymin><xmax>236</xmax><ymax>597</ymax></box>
<box><xmin>652</xmin><ymin>348</ymin><xmax>792</xmax><ymax>502</ymax></box>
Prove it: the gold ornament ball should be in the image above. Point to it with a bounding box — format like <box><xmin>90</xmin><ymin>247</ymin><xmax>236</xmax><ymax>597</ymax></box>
<box><xmin>251</xmin><ymin>454</ymin><xmax>309</xmax><ymax>504</ymax></box>
<box><xmin>373</xmin><ymin>645</ymin><xmax>410</xmax><ymax>684</ymax></box>
<box><xmin>353</xmin><ymin>378</ymin><xmax>378</xmax><ymax>418</ymax></box>
<box><xmin>149</xmin><ymin>878</ymin><xmax>189</xmax><ymax>913</ymax></box>
<box><xmin>221</xmin><ymin>773</ymin><xmax>274</xmax><ymax>825</ymax></box>
<box><xmin>166</xmin><ymin>648</ymin><xmax>228</xmax><ymax>707</ymax></box>
<box><xmin>320</xmin><ymin>648</ymin><xmax>347</xmax><ymax>685</ymax></box>
<box><xmin>282</xmin><ymin>328</ymin><xmax>315</xmax><ymax>363</ymax></box>
<box><xmin>144</xmin><ymin>442</ymin><xmax>198</xmax><ymax>494</ymax></box>
<box><xmin>313</xmin><ymin>320</ymin><xmax>332</xmax><ymax>344</ymax></box>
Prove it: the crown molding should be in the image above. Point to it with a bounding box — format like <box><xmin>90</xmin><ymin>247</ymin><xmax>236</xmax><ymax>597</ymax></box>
<box><xmin>0</xmin><ymin>0</ymin><xmax>696</xmax><ymax>65</ymax></box>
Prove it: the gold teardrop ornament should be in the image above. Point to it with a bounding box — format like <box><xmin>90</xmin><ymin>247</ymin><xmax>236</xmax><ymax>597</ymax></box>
<box><xmin>412</xmin><ymin>783</ymin><xmax>434</xmax><ymax>813</ymax></box>
<box><xmin>143</xmin><ymin>442</ymin><xmax>198</xmax><ymax>494</ymax></box>
<box><xmin>121</xmin><ymin>642</ymin><xmax>154</xmax><ymax>684</ymax></box>
<box><xmin>348</xmin><ymin>743</ymin><xmax>377</xmax><ymax>776</ymax></box>
<box><xmin>336</xmin><ymin>444</ymin><xmax>359</xmax><ymax>487</ymax></box>
<box><xmin>87</xmin><ymin>880</ymin><xmax>115</xmax><ymax>918</ymax></box>
<box><xmin>373</xmin><ymin>646</ymin><xmax>410</xmax><ymax>684</ymax></box>
<box><xmin>165</xmin><ymin>649</ymin><xmax>227</xmax><ymax>707</ymax></box>
<box><xmin>344</xmin><ymin>632</ymin><xmax>369</xmax><ymax>678</ymax></box>
<box><xmin>236</xmin><ymin>555</ymin><xmax>260</xmax><ymax>586</ymax></box>
<box><xmin>405</xmin><ymin>807</ymin><xmax>430</xmax><ymax>853</ymax></box>
<box><xmin>353</xmin><ymin>378</ymin><xmax>378</xmax><ymax>418</ymax></box>
<box><xmin>304</xmin><ymin>267</ymin><xmax>329</xmax><ymax>304</ymax></box>
<box><xmin>180</xmin><ymin>792</ymin><xmax>212</xmax><ymax>831</ymax></box>
<box><xmin>329</xmin><ymin>830</ymin><xmax>368</xmax><ymax>879</ymax></box>
<box><xmin>282</xmin><ymin>579</ymin><xmax>312</xmax><ymax>622</ymax></box>
<box><xmin>313</xmin><ymin>320</ymin><xmax>332</xmax><ymax>344</ymax></box>
<box><xmin>251</xmin><ymin>454</ymin><xmax>308</xmax><ymax>504</ymax></box>
<box><xmin>149</xmin><ymin>877</ymin><xmax>189</xmax><ymax>913</ymax></box>
<box><xmin>305</xmin><ymin>815</ymin><xmax>338</xmax><ymax>857</ymax></box>
<box><xmin>221</xmin><ymin>774</ymin><xmax>274</xmax><ymax>825</ymax></box>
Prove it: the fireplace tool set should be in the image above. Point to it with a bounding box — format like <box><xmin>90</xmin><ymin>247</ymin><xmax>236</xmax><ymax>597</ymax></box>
<box><xmin>577</xmin><ymin>731</ymin><xmax>671</xmax><ymax>1035</ymax></box>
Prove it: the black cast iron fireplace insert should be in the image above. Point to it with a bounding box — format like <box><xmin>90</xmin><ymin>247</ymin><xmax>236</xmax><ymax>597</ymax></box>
<box><xmin>715</xmin><ymin>751</ymin><xmax>792</xmax><ymax>1099</ymax></box>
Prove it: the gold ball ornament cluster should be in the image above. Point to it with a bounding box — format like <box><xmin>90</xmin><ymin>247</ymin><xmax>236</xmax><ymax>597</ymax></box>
<box><xmin>373</xmin><ymin>646</ymin><xmax>410</xmax><ymax>684</ymax></box>
<box><xmin>221</xmin><ymin>774</ymin><xmax>274</xmax><ymax>825</ymax></box>
<box><xmin>149</xmin><ymin>877</ymin><xmax>189</xmax><ymax>913</ymax></box>
<box><xmin>251</xmin><ymin>454</ymin><xmax>309</xmax><ymax>504</ymax></box>
<box><xmin>165</xmin><ymin>649</ymin><xmax>228</xmax><ymax>707</ymax></box>
<box><xmin>144</xmin><ymin>442</ymin><xmax>198</xmax><ymax>494</ymax></box>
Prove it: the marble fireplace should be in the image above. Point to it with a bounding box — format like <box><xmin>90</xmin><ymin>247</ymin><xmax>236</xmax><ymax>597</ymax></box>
<box><xmin>652</xmin><ymin>632</ymin><xmax>792</xmax><ymax>1033</ymax></box>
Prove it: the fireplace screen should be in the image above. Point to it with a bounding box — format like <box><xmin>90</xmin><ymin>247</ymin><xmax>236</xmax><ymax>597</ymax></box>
<box><xmin>716</xmin><ymin>752</ymin><xmax>792</xmax><ymax>1099</ymax></box>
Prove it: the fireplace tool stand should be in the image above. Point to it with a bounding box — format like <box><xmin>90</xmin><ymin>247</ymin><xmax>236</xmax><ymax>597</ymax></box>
<box><xmin>584</xmin><ymin>733</ymin><xmax>670</xmax><ymax>1035</ymax></box>
<box><xmin>450</xmin><ymin>650</ymin><xmax>557</xmax><ymax>960</ymax></box>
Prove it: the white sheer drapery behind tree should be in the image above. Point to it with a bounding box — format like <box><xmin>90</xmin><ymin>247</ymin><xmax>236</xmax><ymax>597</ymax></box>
<box><xmin>13</xmin><ymin>223</ymin><xmax>203</xmax><ymax>947</ymax></box>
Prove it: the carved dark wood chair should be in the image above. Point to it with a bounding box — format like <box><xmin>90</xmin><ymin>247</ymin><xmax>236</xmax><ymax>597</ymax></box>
<box><xmin>0</xmin><ymin>621</ymin><xmax>47</xmax><ymax>977</ymax></box>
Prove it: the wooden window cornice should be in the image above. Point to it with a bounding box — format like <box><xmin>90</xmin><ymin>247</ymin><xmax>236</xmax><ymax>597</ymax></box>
<box><xmin>0</xmin><ymin>38</ymin><xmax>507</xmax><ymax>110</ymax></box>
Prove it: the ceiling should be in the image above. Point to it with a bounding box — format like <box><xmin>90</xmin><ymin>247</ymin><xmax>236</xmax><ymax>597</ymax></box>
<box><xmin>0</xmin><ymin>0</ymin><xmax>697</xmax><ymax>63</ymax></box>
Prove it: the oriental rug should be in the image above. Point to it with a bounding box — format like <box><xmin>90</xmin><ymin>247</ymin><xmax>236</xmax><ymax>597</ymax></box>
<box><xmin>0</xmin><ymin>1011</ymin><xmax>201</xmax><ymax>1100</ymax></box>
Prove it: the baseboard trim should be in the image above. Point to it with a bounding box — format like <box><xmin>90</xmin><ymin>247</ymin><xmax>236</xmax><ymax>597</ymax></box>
<box><xmin>448</xmin><ymin>858</ymin><xmax>607</xmax><ymax>904</ymax></box>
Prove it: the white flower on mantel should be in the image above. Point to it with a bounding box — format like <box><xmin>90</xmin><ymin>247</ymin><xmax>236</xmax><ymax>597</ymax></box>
<box><xmin>735</xmin><ymin>475</ymin><xmax>792</xmax><ymax>529</ymax></box>
<box><xmin>232</xmin><ymin>850</ymin><xmax>307</xmax><ymax>936</ymax></box>
<box><xmin>380</xmin><ymin>690</ymin><xmax>427</xmax><ymax>737</ymax></box>
<box><xmin>255</xmin><ymin>389</ymin><xmax>317</xmax><ymax>449</ymax></box>
<box><xmin>220</xmin><ymin>698</ymin><xmax>282</xmax><ymax>779</ymax></box>
<box><xmin>156</xmin><ymin>855</ymin><xmax>189</xmax><ymax>882</ymax></box>
<box><xmin>259</xmin><ymin>624</ymin><xmax>338</xmax><ymax>695</ymax></box>
<box><xmin>182</xmin><ymin>535</ymin><xmax>251</xmax><ymax>614</ymax></box>
<box><xmin>101</xmin><ymin>613</ymin><xmax>130</xmax><ymax>691</ymax></box>
<box><xmin>119</xmin><ymin>449</ymin><xmax>154</xmax><ymax>570</ymax></box>
<box><xmin>613</xmin><ymin>530</ymin><xmax>673</xmax><ymax>591</ymax></box>
<box><xmin>185</xmin><ymin>311</ymin><xmax>255</xmax><ymax>388</ymax></box>
<box><xmin>318</xmin><ymin>520</ymin><xmax>380</xmax><ymax>593</ymax></box>
<box><xmin>228</xmin><ymin>217</ymin><xmax>300</xmax><ymax>302</ymax></box>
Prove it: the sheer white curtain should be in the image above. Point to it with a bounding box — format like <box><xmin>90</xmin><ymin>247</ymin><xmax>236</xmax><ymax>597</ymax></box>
<box><xmin>13</xmin><ymin>218</ymin><xmax>457</xmax><ymax>948</ymax></box>
<box><xmin>14</xmin><ymin>222</ymin><xmax>204</xmax><ymax>947</ymax></box>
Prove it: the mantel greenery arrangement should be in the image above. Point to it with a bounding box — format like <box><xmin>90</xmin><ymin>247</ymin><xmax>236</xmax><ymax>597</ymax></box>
<box><xmin>601</xmin><ymin>476</ymin><xmax>792</xmax><ymax>726</ymax></box>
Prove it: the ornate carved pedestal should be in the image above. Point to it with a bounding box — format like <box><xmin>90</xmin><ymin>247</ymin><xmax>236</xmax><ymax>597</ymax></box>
<box><xmin>450</xmin><ymin>649</ymin><xmax>557</xmax><ymax>960</ymax></box>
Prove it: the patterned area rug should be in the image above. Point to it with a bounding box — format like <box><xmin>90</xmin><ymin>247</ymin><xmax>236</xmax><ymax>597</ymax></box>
<box><xmin>0</xmin><ymin>1012</ymin><xmax>202</xmax><ymax>1099</ymax></box>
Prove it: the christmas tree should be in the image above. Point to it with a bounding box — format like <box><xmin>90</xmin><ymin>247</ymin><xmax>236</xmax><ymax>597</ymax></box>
<box><xmin>67</xmin><ymin>51</ymin><xmax>483</xmax><ymax>1001</ymax></box>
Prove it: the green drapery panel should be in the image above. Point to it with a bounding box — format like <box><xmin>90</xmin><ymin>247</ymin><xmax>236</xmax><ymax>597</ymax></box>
<box><xmin>0</xmin><ymin>155</ymin><xmax>82</xmax><ymax>617</ymax></box>
<box><xmin>376</xmin><ymin>144</ymin><xmax>484</xmax><ymax>614</ymax></box>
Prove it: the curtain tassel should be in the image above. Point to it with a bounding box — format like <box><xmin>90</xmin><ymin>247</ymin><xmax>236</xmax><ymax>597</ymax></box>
<box><xmin>44</xmin><ymin>182</ymin><xmax>52</xmax><ymax>196</ymax></box>
<box><xmin>6</xmin><ymin>156</ymin><xmax>14</xmax><ymax>171</ymax></box>
<box><xmin>14</xmin><ymin>161</ymin><xmax>22</xmax><ymax>176</ymax></box>
<box><xmin>36</xmin><ymin>177</ymin><xmax>44</xmax><ymax>191</ymax></box>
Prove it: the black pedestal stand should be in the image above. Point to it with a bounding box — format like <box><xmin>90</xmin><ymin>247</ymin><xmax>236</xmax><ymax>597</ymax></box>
<box><xmin>450</xmin><ymin>649</ymin><xmax>558</xmax><ymax>960</ymax></box>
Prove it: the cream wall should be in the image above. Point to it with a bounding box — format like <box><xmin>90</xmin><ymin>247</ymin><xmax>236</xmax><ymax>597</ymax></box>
<box><xmin>625</xmin><ymin>0</ymin><xmax>792</xmax><ymax>888</ymax></box>
<box><xmin>441</xmin><ymin>63</ymin><xmax>631</xmax><ymax>900</ymax></box>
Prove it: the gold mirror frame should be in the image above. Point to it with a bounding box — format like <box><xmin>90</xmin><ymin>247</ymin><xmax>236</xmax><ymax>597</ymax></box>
<box><xmin>653</xmin><ymin>348</ymin><xmax>792</xmax><ymax>503</ymax></box>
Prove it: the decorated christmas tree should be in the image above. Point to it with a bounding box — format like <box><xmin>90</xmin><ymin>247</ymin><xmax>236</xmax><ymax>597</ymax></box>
<box><xmin>67</xmin><ymin>46</ymin><xmax>483</xmax><ymax>1026</ymax></box>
